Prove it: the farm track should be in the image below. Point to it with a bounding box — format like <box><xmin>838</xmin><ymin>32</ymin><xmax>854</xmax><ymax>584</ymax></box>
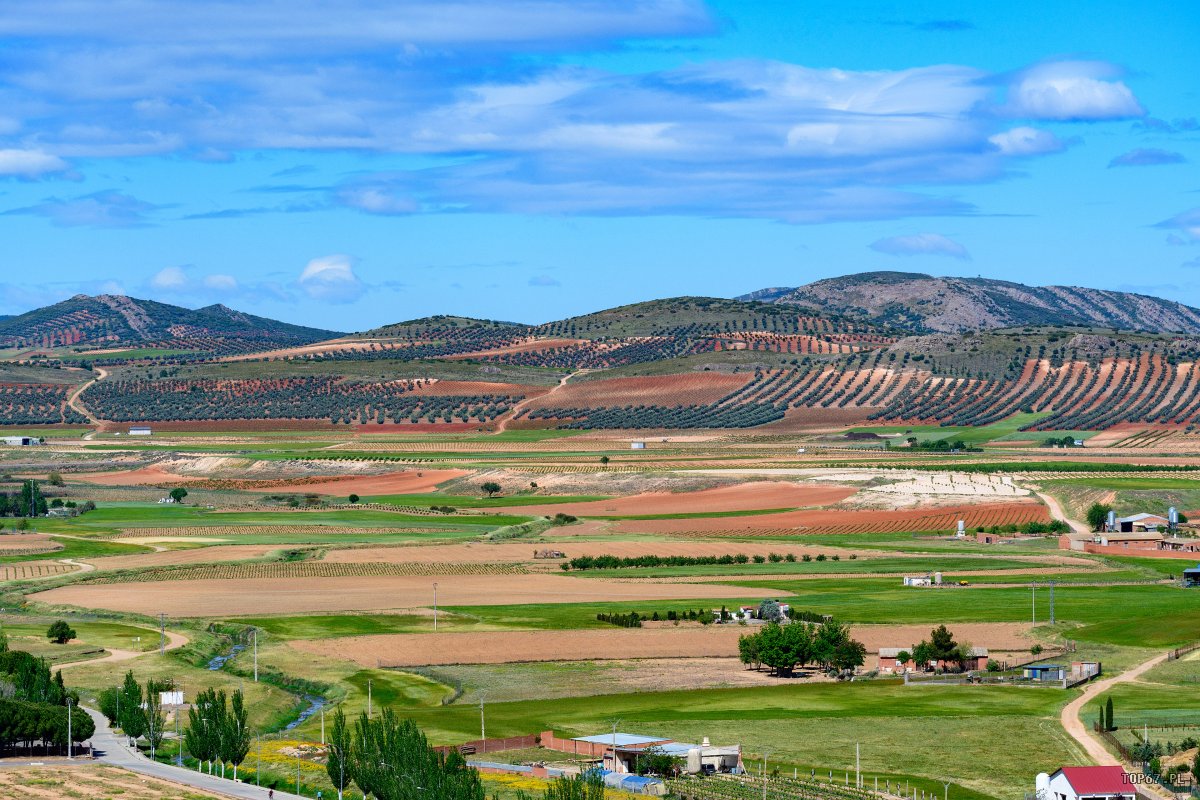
<box><xmin>68</xmin><ymin>366</ymin><xmax>108</xmax><ymax>438</ymax></box>
<box><xmin>81</xmin><ymin>560</ymin><xmax>531</xmax><ymax>583</ymax></box>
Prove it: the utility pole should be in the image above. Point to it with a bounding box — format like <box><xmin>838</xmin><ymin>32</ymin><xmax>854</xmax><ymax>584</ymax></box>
<box><xmin>1032</xmin><ymin>585</ymin><xmax>1036</xmax><ymax>627</ymax></box>
<box><xmin>480</xmin><ymin>692</ymin><xmax>486</xmax><ymax>741</ymax></box>
<box><xmin>945</xmin><ymin>781</ymin><xmax>951</xmax><ymax>800</ymax></box>
<box><xmin>368</xmin><ymin>679</ymin><xmax>372</xmax><ymax>719</ymax></box>
<box><xmin>67</xmin><ymin>699</ymin><xmax>72</xmax><ymax>758</ymax></box>
<box><xmin>1049</xmin><ymin>581</ymin><xmax>1055</xmax><ymax>625</ymax></box>
<box><xmin>253</xmin><ymin>629</ymin><xmax>258</xmax><ymax>682</ymax></box>
<box><xmin>321</xmin><ymin>706</ymin><xmax>326</xmax><ymax>745</ymax></box>
<box><xmin>159</xmin><ymin>612</ymin><xmax>165</xmax><ymax>655</ymax></box>
<box><xmin>433</xmin><ymin>582</ymin><xmax>439</xmax><ymax>631</ymax></box>
<box><xmin>856</xmin><ymin>743</ymin><xmax>860</xmax><ymax>789</ymax></box>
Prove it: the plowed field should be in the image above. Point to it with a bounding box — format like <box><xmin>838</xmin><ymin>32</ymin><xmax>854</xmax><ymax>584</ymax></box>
<box><xmin>614</xmin><ymin>501</ymin><xmax>1050</xmax><ymax>535</ymax></box>
<box><xmin>293</xmin><ymin>622</ymin><xmax>1032</xmax><ymax>667</ymax></box>
<box><xmin>33</xmin><ymin>573</ymin><xmax>783</xmax><ymax>616</ymax></box>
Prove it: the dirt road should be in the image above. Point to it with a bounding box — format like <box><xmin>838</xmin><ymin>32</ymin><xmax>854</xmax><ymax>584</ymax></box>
<box><xmin>68</xmin><ymin>366</ymin><xmax>108</xmax><ymax>439</ymax></box>
<box><xmin>496</xmin><ymin>369</ymin><xmax>586</xmax><ymax>432</ymax></box>
<box><xmin>57</xmin><ymin>628</ymin><xmax>189</xmax><ymax>670</ymax></box>
<box><xmin>1060</xmin><ymin>651</ymin><xmax>1169</xmax><ymax>766</ymax></box>
<box><xmin>1032</xmin><ymin>488</ymin><xmax>1090</xmax><ymax>534</ymax></box>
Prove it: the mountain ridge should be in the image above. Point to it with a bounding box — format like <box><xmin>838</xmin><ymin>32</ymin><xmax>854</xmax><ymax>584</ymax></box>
<box><xmin>737</xmin><ymin>271</ymin><xmax>1200</xmax><ymax>334</ymax></box>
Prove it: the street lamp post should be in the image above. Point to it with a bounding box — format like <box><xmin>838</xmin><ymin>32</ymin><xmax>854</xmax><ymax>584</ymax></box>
<box><xmin>433</xmin><ymin>582</ymin><xmax>439</xmax><ymax>631</ymax></box>
<box><xmin>67</xmin><ymin>698</ymin><xmax>72</xmax><ymax>759</ymax></box>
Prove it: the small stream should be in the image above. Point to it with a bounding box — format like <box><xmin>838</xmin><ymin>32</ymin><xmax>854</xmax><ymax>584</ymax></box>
<box><xmin>205</xmin><ymin>640</ymin><xmax>328</xmax><ymax>732</ymax></box>
<box><xmin>206</xmin><ymin>643</ymin><xmax>245</xmax><ymax>670</ymax></box>
<box><xmin>285</xmin><ymin>695</ymin><xmax>328</xmax><ymax>731</ymax></box>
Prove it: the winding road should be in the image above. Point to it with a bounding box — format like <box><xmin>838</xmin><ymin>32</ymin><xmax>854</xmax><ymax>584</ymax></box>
<box><xmin>57</xmin><ymin>628</ymin><xmax>190</xmax><ymax>671</ymax></box>
<box><xmin>1060</xmin><ymin>651</ymin><xmax>1168</xmax><ymax>766</ymax></box>
<box><xmin>83</xmin><ymin>706</ymin><xmax>306</xmax><ymax>800</ymax></box>
<box><xmin>68</xmin><ymin>366</ymin><xmax>108</xmax><ymax>439</ymax></box>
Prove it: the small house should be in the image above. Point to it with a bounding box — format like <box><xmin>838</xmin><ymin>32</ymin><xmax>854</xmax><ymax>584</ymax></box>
<box><xmin>1037</xmin><ymin>766</ymin><xmax>1134</xmax><ymax>800</ymax></box>
<box><xmin>1024</xmin><ymin>664</ymin><xmax>1067</xmax><ymax>681</ymax></box>
<box><xmin>630</xmin><ymin>441</ymin><xmax>646</xmax><ymax>450</ymax></box>
<box><xmin>1160</xmin><ymin>537</ymin><xmax>1200</xmax><ymax>553</ymax></box>
<box><xmin>128</xmin><ymin>426</ymin><xmax>153</xmax><ymax>436</ymax></box>
<box><xmin>1183</xmin><ymin>564</ymin><xmax>1200</xmax><ymax>588</ymax></box>
<box><xmin>878</xmin><ymin>647</ymin><xmax>913</xmax><ymax>674</ymax></box>
<box><xmin>903</xmin><ymin>574</ymin><xmax>941</xmax><ymax>587</ymax></box>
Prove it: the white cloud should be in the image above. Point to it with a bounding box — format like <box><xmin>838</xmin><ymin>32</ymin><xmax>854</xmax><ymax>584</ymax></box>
<box><xmin>335</xmin><ymin>186</ymin><xmax>418</xmax><ymax>216</ymax></box>
<box><xmin>0</xmin><ymin>149</ymin><xmax>69</xmax><ymax>178</ymax></box>
<box><xmin>3</xmin><ymin>190</ymin><xmax>156</xmax><ymax>227</ymax></box>
<box><xmin>870</xmin><ymin>233</ymin><xmax>971</xmax><ymax>260</ymax></box>
<box><xmin>203</xmin><ymin>273</ymin><xmax>239</xmax><ymax>291</ymax></box>
<box><xmin>297</xmin><ymin>254</ymin><xmax>365</xmax><ymax>303</ymax></box>
<box><xmin>988</xmin><ymin>126</ymin><xmax>1064</xmax><ymax>157</ymax></box>
<box><xmin>150</xmin><ymin>265</ymin><xmax>189</xmax><ymax>290</ymax></box>
<box><xmin>1005</xmin><ymin>61</ymin><xmax>1144</xmax><ymax>121</ymax></box>
<box><xmin>528</xmin><ymin>274</ymin><xmax>561</xmax><ymax>287</ymax></box>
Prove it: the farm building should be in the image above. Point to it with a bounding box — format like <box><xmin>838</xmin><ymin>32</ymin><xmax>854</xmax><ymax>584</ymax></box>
<box><xmin>630</xmin><ymin>441</ymin><xmax>646</xmax><ymax>450</ymax></box>
<box><xmin>1</xmin><ymin>436</ymin><xmax>38</xmax><ymax>446</ymax></box>
<box><xmin>1024</xmin><ymin>664</ymin><xmax>1067</xmax><ymax>681</ymax></box>
<box><xmin>1091</xmin><ymin>532</ymin><xmax>1163</xmax><ymax>550</ymax></box>
<box><xmin>1160</xmin><ymin>537</ymin><xmax>1200</xmax><ymax>554</ymax></box>
<box><xmin>128</xmin><ymin>426</ymin><xmax>153</xmax><ymax>436</ymax></box>
<box><xmin>879</xmin><ymin>646</ymin><xmax>988</xmax><ymax>673</ymax></box>
<box><xmin>1036</xmin><ymin>766</ymin><xmax>1135</xmax><ymax>800</ymax></box>
<box><xmin>1184</xmin><ymin>565</ymin><xmax>1200</xmax><ymax>588</ymax></box>
<box><xmin>541</xmin><ymin>732</ymin><xmax>743</xmax><ymax>776</ymax></box>
<box><xmin>1113</xmin><ymin>513</ymin><xmax>1168</xmax><ymax>532</ymax></box>
<box><xmin>902</xmin><ymin>573</ymin><xmax>942</xmax><ymax>587</ymax></box>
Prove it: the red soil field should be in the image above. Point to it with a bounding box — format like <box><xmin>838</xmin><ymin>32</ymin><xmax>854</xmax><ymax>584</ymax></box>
<box><xmin>406</xmin><ymin>380</ymin><xmax>549</xmax><ymax>397</ymax></box>
<box><xmin>442</xmin><ymin>339</ymin><xmax>588</xmax><ymax>360</ymax></box>
<box><xmin>613</xmin><ymin>501</ymin><xmax>1050</xmax><ymax>535</ymax></box>
<box><xmin>73</xmin><ymin>465</ymin><xmax>211</xmax><ymax>486</ymax></box>
<box><xmin>500</xmin><ymin>481</ymin><xmax>855</xmax><ymax>517</ymax></box>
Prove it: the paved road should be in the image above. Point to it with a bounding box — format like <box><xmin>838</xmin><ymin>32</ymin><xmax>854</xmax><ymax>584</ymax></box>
<box><xmin>83</xmin><ymin>705</ymin><xmax>309</xmax><ymax>800</ymax></box>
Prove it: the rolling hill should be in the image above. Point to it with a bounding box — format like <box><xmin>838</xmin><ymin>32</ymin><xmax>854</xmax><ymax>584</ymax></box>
<box><xmin>0</xmin><ymin>294</ymin><xmax>340</xmax><ymax>353</ymax></box>
<box><xmin>739</xmin><ymin>272</ymin><xmax>1200</xmax><ymax>334</ymax></box>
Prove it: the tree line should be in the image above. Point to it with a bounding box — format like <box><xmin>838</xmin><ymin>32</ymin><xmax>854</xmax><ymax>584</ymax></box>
<box><xmin>0</xmin><ymin>632</ymin><xmax>95</xmax><ymax>753</ymax></box>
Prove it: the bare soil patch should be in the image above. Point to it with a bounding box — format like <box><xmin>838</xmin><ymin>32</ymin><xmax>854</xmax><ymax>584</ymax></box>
<box><xmin>72</xmin><ymin>464</ymin><xmax>210</xmax><ymax>486</ymax></box>
<box><xmin>238</xmin><ymin>467</ymin><xmax>469</xmax><ymax>494</ymax></box>
<box><xmin>291</xmin><ymin>621</ymin><xmax>1033</xmax><ymax>667</ymax></box>
<box><xmin>0</xmin><ymin>764</ymin><xmax>226</xmax><ymax>799</ymax></box>
<box><xmin>32</xmin><ymin>573</ymin><xmax>783</xmax><ymax>617</ymax></box>
<box><xmin>88</xmin><ymin>544</ymin><xmax>280</xmax><ymax>570</ymax></box>
<box><xmin>501</xmin><ymin>481</ymin><xmax>856</xmax><ymax>517</ymax></box>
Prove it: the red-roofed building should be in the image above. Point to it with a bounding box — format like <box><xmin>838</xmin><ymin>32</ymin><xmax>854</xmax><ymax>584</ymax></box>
<box><xmin>1038</xmin><ymin>766</ymin><xmax>1136</xmax><ymax>800</ymax></box>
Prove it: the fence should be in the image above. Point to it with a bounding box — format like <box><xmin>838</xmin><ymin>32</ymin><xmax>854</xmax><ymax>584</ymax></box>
<box><xmin>1168</xmin><ymin>640</ymin><xmax>1200</xmax><ymax>661</ymax></box>
<box><xmin>433</xmin><ymin>734</ymin><xmax>539</xmax><ymax>756</ymax></box>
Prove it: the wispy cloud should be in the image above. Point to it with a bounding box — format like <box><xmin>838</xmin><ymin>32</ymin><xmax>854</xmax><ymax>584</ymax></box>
<box><xmin>1154</xmin><ymin>208</ymin><xmax>1200</xmax><ymax>243</ymax></box>
<box><xmin>870</xmin><ymin>233</ymin><xmax>971</xmax><ymax>260</ymax></box>
<box><xmin>3</xmin><ymin>190</ymin><xmax>159</xmax><ymax>227</ymax></box>
<box><xmin>0</xmin><ymin>149</ymin><xmax>70</xmax><ymax>179</ymax></box>
<box><xmin>1108</xmin><ymin>148</ymin><xmax>1186</xmax><ymax>168</ymax></box>
<box><xmin>528</xmin><ymin>274</ymin><xmax>561</xmax><ymax>287</ymax></box>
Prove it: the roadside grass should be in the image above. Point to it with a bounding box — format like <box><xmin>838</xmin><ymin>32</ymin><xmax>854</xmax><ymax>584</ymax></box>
<box><xmin>845</xmin><ymin>413</ymin><xmax>1052</xmax><ymax>446</ymax></box>
<box><xmin>1094</xmin><ymin>682</ymin><xmax>1200</xmax><ymax>727</ymax></box>
<box><xmin>233</xmin><ymin>612</ymin><xmax>478</xmax><ymax>639</ymax></box>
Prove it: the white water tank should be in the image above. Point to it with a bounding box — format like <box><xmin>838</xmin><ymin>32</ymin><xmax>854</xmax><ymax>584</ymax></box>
<box><xmin>687</xmin><ymin>748</ymin><xmax>702</xmax><ymax>774</ymax></box>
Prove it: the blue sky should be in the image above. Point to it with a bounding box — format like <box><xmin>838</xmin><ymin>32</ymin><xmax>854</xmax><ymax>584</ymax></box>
<box><xmin>0</xmin><ymin>0</ymin><xmax>1197</xmax><ymax>330</ymax></box>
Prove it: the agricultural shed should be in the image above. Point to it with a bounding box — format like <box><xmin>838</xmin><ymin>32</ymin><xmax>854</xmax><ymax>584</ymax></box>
<box><xmin>1023</xmin><ymin>664</ymin><xmax>1066</xmax><ymax>681</ymax></box>
<box><xmin>1</xmin><ymin>436</ymin><xmax>37</xmax><ymax>446</ymax></box>
<box><xmin>1114</xmin><ymin>513</ymin><xmax>1168</xmax><ymax>532</ymax></box>
<box><xmin>1092</xmin><ymin>532</ymin><xmax>1163</xmax><ymax>549</ymax></box>
<box><xmin>128</xmin><ymin>426</ymin><xmax>152</xmax><ymax>436</ymax></box>
<box><xmin>1036</xmin><ymin>766</ymin><xmax>1135</xmax><ymax>800</ymax></box>
<box><xmin>1184</xmin><ymin>565</ymin><xmax>1200</xmax><ymax>588</ymax></box>
<box><xmin>1160</xmin><ymin>537</ymin><xmax>1200</xmax><ymax>554</ymax></box>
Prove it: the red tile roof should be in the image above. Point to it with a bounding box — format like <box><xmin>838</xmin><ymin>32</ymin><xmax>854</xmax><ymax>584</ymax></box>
<box><xmin>1057</xmin><ymin>766</ymin><xmax>1131</xmax><ymax>795</ymax></box>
